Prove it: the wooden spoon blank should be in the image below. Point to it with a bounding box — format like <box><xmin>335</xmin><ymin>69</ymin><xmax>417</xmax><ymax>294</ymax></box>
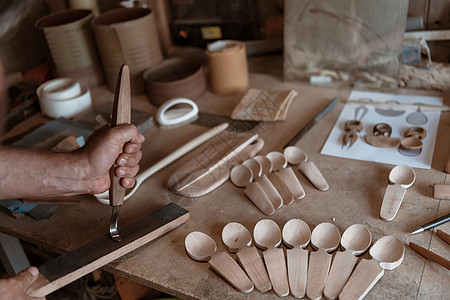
<box><xmin>185</xmin><ymin>231</ymin><xmax>254</xmax><ymax>293</ymax></box>
<box><xmin>244</xmin><ymin>182</ymin><xmax>275</xmax><ymax>216</ymax></box>
<box><xmin>254</xmin><ymin>220</ymin><xmax>289</xmax><ymax>296</ymax></box>
<box><xmin>380</xmin><ymin>184</ymin><xmax>407</xmax><ymax>221</ymax></box>
<box><xmin>306</xmin><ymin>223</ymin><xmax>340</xmax><ymax>300</ymax></box>
<box><xmin>278</xmin><ymin>167</ymin><xmax>306</xmax><ymax>200</ymax></box>
<box><xmin>222</xmin><ymin>223</ymin><xmax>271</xmax><ymax>292</ymax></box>
<box><xmin>267</xmin><ymin>171</ymin><xmax>295</xmax><ymax>205</ymax></box>
<box><xmin>282</xmin><ymin>219</ymin><xmax>311</xmax><ymax>298</ymax></box>
<box><xmin>298</xmin><ymin>161</ymin><xmax>329</xmax><ymax>192</ymax></box>
<box><xmin>258</xmin><ymin>175</ymin><xmax>284</xmax><ymax>210</ymax></box>
<box><xmin>324</xmin><ymin>224</ymin><xmax>371</xmax><ymax>300</ymax></box>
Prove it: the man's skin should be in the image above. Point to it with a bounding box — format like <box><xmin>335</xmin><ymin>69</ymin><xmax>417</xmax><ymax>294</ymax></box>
<box><xmin>0</xmin><ymin>53</ymin><xmax>145</xmax><ymax>299</ymax></box>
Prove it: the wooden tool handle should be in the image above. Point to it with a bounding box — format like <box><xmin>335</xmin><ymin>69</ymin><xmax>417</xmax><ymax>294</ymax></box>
<box><xmin>409</xmin><ymin>242</ymin><xmax>450</xmax><ymax>270</ymax></box>
<box><xmin>109</xmin><ymin>65</ymin><xmax>132</xmax><ymax>207</ymax></box>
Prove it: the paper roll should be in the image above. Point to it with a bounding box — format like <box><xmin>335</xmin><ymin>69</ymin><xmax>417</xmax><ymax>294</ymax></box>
<box><xmin>35</xmin><ymin>9</ymin><xmax>104</xmax><ymax>87</ymax></box>
<box><xmin>206</xmin><ymin>40</ymin><xmax>249</xmax><ymax>96</ymax></box>
<box><xmin>92</xmin><ymin>7</ymin><xmax>164</xmax><ymax>95</ymax></box>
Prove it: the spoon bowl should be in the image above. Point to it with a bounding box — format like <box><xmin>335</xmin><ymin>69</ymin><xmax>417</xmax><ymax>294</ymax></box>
<box><xmin>284</xmin><ymin>146</ymin><xmax>307</xmax><ymax>165</ymax></box>
<box><xmin>242</xmin><ymin>158</ymin><xmax>261</xmax><ymax>178</ymax></box>
<box><xmin>230</xmin><ymin>164</ymin><xmax>253</xmax><ymax>188</ymax></box>
<box><xmin>185</xmin><ymin>231</ymin><xmax>217</xmax><ymax>261</ymax></box>
<box><xmin>222</xmin><ymin>222</ymin><xmax>252</xmax><ymax>253</ymax></box>
<box><xmin>266</xmin><ymin>151</ymin><xmax>287</xmax><ymax>171</ymax></box>
<box><xmin>282</xmin><ymin>219</ymin><xmax>311</xmax><ymax>248</ymax></box>
<box><xmin>369</xmin><ymin>235</ymin><xmax>405</xmax><ymax>270</ymax></box>
<box><xmin>341</xmin><ymin>224</ymin><xmax>372</xmax><ymax>255</ymax></box>
<box><xmin>389</xmin><ymin>164</ymin><xmax>416</xmax><ymax>188</ymax></box>
<box><xmin>254</xmin><ymin>219</ymin><xmax>282</xmax><ymax>250</ymax></box>
<box><xmin>310</xmin><ymin>222</ymin><xmax>341</xmax><ymax>252</ymax></box>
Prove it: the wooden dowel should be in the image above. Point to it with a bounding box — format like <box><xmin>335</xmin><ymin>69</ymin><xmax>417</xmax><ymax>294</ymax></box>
<box><xmin>409</xmin><ymin>242</ymin><xmax>450</xmax><ymax>270</ymax></box>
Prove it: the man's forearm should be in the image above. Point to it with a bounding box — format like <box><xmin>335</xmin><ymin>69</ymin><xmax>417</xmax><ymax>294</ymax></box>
<box><xmin>0</xmin><ymin>146</ymin><xmax>93</xmax><ymax>199</ymax></box>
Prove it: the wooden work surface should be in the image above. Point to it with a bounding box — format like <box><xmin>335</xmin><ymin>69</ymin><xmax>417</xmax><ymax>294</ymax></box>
<box><xmin>0</xmin><ymin>55</ymin><xmax>449</xmax><ymax>299</ymax></box>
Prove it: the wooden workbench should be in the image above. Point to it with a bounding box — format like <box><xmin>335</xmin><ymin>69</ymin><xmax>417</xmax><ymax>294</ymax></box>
<box><xmin>0</xmin><ymin>55</ymin><xmax>449</xmax><ymax>299</ymax></box>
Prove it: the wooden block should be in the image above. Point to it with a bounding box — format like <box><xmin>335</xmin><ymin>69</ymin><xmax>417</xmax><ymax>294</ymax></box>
<box><xmin>27</xmin><ymin>203</ymin><xmax>189</xmax><ymax>298</ymax></box>
<box><xmin>434</xmin><ymin>184</ymin><xmax>450</xmax><ymax>199</ymax></box>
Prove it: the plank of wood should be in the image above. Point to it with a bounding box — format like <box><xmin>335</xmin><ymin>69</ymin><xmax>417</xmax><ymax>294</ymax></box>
<box><xmin>27</xmin><ymin>203</ymin><xmax>189</xmax><ymax>298</ymax></box>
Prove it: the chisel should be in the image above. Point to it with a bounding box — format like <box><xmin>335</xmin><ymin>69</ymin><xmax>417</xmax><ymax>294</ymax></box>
<box><xmin>109</xmin><ymin>64</ymin><xmax>132</xmax><ymax>241</ymax></box>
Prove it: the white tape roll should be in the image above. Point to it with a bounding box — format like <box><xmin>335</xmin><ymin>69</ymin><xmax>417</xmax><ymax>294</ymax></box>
<box><xmin>37</xmin><ymin>78</ymin><xmax>92</xmax><ymax>119</ymax></box>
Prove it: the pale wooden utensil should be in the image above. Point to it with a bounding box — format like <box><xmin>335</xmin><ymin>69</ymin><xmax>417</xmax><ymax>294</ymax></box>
<box><xmin>185</xmin><ymin>231</ymin><xmax>254</xmax><ymax>293</ymax></box>
<box><xmin>267</xmin><ymin>151</ymin><xmax>305</xmax><ymax>201</ymax></box>
<box><xmin>265</xmin><ymin>152</ymin><xmax>294</xmax><ymax>205</ymax></box>
<box><xmin>254</xmin><ymin>219</ymin><xmax>290</xmax><ymax>296</ymax></box>
<box><xmin>222</xmin><ymin>222</ymin><xmax>272</xmax><ymax>292</ymax></box>
<box><xmin>323</xmin><ymin>224</ymin><xmax>372</xmax><ymax>300</ymax></box>
<box><xmin>339</xmin><ymin>235</ymin><xmax>405</xmax><ymax>300</ymax></box>
<box><xmin>282</xmin><ymin>219</ymin><xmax>311</xmax><ymax>298</ymax></box>
<box><xmin>251</xmin><ymin>156</ymin><xmax>283</xmax><ymax>209</ymax></box>
<box><xmin>243</xmin><ymin>158</ymin><xmax>262</xmax><ymax>178</ymax></box>
<box><xmin>230</xmin><ymin>164</ymin><xmax>275</xmax><ymax>215</ymax></box>
<box><xmin>306</xmin><ymin>222</ymin><xmax>341</xmax><ymax>300</ymax></box>
<box><xmin>284</xmin><ymin>146</ymin><xmax>329</xmax><ymax>191</ymax></box>
<box><xmin>380</xmin><ymin>165</ymin><xmax>415</xmax><ymax>221</ymax></box>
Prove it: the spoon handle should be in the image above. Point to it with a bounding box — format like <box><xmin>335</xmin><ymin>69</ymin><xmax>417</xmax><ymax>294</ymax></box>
<box><xmin>339</xmin><ymin>258</ymin><xmax>384</xmax><ymax>300</ymax></box>
<box><xmin>380</xmin><ymin>184</ymin><xmax>407</xmax><ymax>221</ymax></box>
<box><xmin>267</xmin><ymin>172</ymin><xmax>294</xmax><ymax>205</ymax></box>
<box><xmin>236</xmin><ymin>246</ymin><xmax>272</xmax><ymax>292</ymax></box>
<box><xmin>263</xmin><ymin>247</ymin><xmax>290</xmax><ymax>297</ymax></box>
<box><xmin>258</xmin><ymin>175</ymin><xmax>283</xmax><ymax>209</ymax></box>
<box><xmin>209</xmin><ymin>251</ymin><xmax>254</xmax><ymax>293</ymax></box>
<box><xmin>279</xmin><ymin>167</ymin><xmax>306</xmax><ymax>200</ymax></box>
<box><xmin>323</xmin><ymin>250</ymin><xmax>358</xmax><ymax>300</ymax></box>
<box><xmin>306</xmin><ymin>249</ymin><xmax>332</xmax><ymax>300</ymax></box>
<box><xmin>298</xmin><ymin>161</ymin><xmax>329</xmax><ymax>192</ymax></box>
<box><xmin>287</xmin><ymin>248</ymin><xmax>308</xmax><ymax>298</ymax></box>
<box><xmin>244</xmin><ymin>182</ymin><xmax>275</xmax><ymax>216</ymax></box>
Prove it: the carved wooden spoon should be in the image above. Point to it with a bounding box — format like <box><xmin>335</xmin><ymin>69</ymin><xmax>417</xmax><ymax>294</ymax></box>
<box><xmin>306</xmin><ymin>222</ymin><xmax>341</xmax><ymax>300</ymax></box>
<box><xmin>222</xmin><ymin>222</ymin><xmax>272</xmax><ymax>292</ymax></box>
<box><xmin>284</xmin><ymin>146</ymin><xmax>329</xmax><ymax>192</ymax></box>
<box><xmin>251</xmin><ymin>156</ymin><xmax>283</xmax><ymax>209</ymax></box>
<box><xmin>324</xmin><ymin>224</ymin><xmax>372</xmax><ymax>299</ymax></box>
<box><xmin>185</xmin><ymin>231</ymin><xmax>254</xmax><ymax>293</ymax></box>
<box><xmin>282</xmin><ymin>219</ymin><xmax>311</xmax><ymax>298</ymax></box>
<box><xmin>339</xmin><ymin>235</ymin><xmax>405</xmax><ymax>300</ymax></box>
<box><xmin>254</xmin><ymin>219</ymin><xmax>290</xmax><ymax>296</ymax></box>
<box><xmin>267</xmin><ymin>151</ymin><xmax>305</xmax><ymax>202</ymax></box>
<box><xmin>230</xmin><ymin>164</ymin><xmax>275</xmax><ymax>215</ymax></box>
<box><xmin>380</xmin><ymin>165</ymin><xmax>415</xmax><ymax>221</ymax></box>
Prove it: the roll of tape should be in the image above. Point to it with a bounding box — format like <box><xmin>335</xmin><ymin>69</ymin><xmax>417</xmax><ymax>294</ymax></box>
<box><xmin>37</xmin><ymin>79</ymin><xmax>92</xmax><ymax>119</ymax></box>
<box><xmin>38</xmin><ymin>78</ymin><xmax>81</xmax><ymax>101</ymax></box>
<box><xmin>206</xmin><ymin>40</ymin><xmax>249</xmax><ymax>95</ymax></box>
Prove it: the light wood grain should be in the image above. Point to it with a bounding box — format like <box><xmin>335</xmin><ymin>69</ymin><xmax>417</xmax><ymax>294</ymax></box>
<box><xmin>254</xmin><ymin>219</ymin><xmax>289</xmax><ymax>296</ymax></box>
<box><xmin>27</xmin><ymin>203</ymin><xmax>189</xmax><ymax>298</ymax></box>
<box><xmin>282</xmin><ymin>219</ymin><xmax>311</xmax><ymax>298</ymax></box>
<box><xmin>185</xmin><ymin>231</ymin><xmax>254</xmax><ymax>293</ymax></box>
<box><xmin>324</xmin><ymin>224</ymin><xmax>371</xmax><ymax>300</ymax></box>
<box><xmin>380</xmin><ymin>165</ymin><xmax>415</xmax><ymax>221</ymax></box>
<box><xmin>433</xmin><ymin>184</ymin><xmax>450</xmax><ymax>199</ymax></box>
<box><xmin>339</xmin><ymin>235</ymin><xmax>405</xmax><ymax>300</ymax></box>
<box><xmin>222</xmin><ymin>222</ymin><xmax>271</xmax><ymax>292</ymax></box>
<box><xmin>306</xmin><ymin>223</ymin><xmax>340</xmax><ymax>300</ymax></box>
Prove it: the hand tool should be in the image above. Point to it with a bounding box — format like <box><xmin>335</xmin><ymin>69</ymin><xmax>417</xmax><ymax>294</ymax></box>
<box><xmin>109</xmin><ymin>64</ymin><xmax>132</xmax><ymax>242</ymax></box>
<box><xmin>342</xmin><ymin>120</ymin><xmax>363</xmax><ymax>149</ymax></box>
<box><xmin>285</xmin><ymin>97</ymin><xmax>338</xmax><ymax>147</ymax></box>
<box><xmin>411</xmin><ymin>213</ymin><xmax>450</xmax><ymax>234</ymax></box>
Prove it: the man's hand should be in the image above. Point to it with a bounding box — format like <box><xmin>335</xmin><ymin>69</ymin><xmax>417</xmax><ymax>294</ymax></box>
<box><xmin>0</xmin><ymin>267</ymin><xmax>44</xmax><ymax>300</ymax></box>
<box><xmin>78</xmin><ymin>124</ymin><xmax>145</xmax><ymax>194</ymax></box>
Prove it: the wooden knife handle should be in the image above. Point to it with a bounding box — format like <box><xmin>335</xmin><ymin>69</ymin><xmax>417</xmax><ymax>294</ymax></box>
<box><xmin>109</xmin><ymin>65</ymin><xmax>132</xmax><ymax>207</ymax></box>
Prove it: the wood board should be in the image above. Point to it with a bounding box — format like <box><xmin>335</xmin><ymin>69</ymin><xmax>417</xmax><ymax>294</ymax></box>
<box><xmin>27</xmin><ymin>203</ymin><xmax>189</xmax><ymax>298</ymax></box>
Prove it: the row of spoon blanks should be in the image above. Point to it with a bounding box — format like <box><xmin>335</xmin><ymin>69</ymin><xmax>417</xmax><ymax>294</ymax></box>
<box><xmin>230</xmin><ymin>151</ymin><xmax>306</xmax><ymax>215</ymax></box>
<box><xmin>185</xmin><ymin>219</ymin><xmax>404</xmax><ymax>299</ymax></box>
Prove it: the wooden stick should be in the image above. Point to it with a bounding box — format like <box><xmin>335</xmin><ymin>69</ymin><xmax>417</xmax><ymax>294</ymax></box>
<box><xmin>433</xmin><ymin>184</ymin><xmax>450</xmax><ymax>199</ymax></box>
<box><xmin>409</xmin><ymin>242</ymin><xmax>450</xmax><ymax>270</ymax></box>
<box><xmin>436</xmin><ymin>230</ymin><xmax>450</xmax><ymax>245</ymax></box>
<box><xmin>27</xmin><ymin>203</ymin><xmax>189</xmax><ymax>297</ymax></box>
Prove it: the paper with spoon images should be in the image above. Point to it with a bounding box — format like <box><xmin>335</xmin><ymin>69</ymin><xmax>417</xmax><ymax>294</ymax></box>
<box><xmin>320</xmin><ymin>90</ymin><xmax>443</xmax><ymax>169</ymax></box>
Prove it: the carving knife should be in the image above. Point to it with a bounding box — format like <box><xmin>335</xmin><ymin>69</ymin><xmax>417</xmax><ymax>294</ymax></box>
<box><xmin>109</xmin><ymin>64</ymin><xmax>132</xmax><ymax>241</ymax></box>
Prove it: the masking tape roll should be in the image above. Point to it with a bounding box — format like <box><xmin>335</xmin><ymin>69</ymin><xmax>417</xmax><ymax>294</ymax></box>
<box><xmin>37</xmin><ymin>79</ymin><xmax>92</xmax><ymax>119</ymax></box>
<box><xmin>206</xmin><ymin>40</ymin><xmax>249</xmax><ymax>96</ymax></box>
